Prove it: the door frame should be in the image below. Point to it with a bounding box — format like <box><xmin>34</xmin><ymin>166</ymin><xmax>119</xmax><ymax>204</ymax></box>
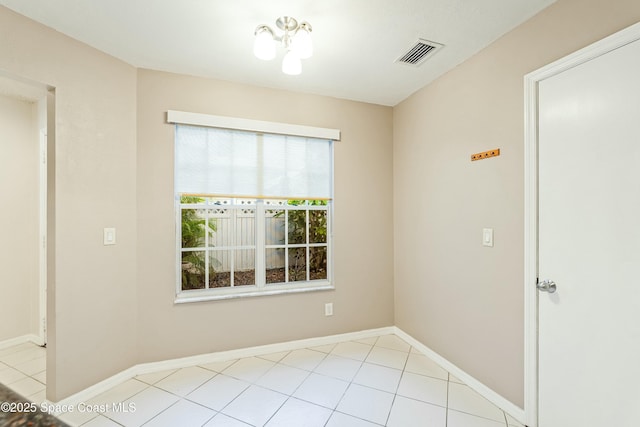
<box><xmin>38</xmin><ymin>128</ymin><xmax>47</xmax><ymax>345</ymax></box>
<box><xmin>523</xmin><ymin>21</ymin><xmax>640</xmax><ymax>427</ymax></box>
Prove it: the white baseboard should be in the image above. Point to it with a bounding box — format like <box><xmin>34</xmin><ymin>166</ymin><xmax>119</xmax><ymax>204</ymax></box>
<box><xmin>55</xmin><ymin>326</ymin><xmax>395</xmax><ymax>409</ymax></box>
<box><xmin>135</xmin><ymin>326</ymin><xmax>394</xmax><ymax>376</ymax></box>
<box><xmin>0</xmin><ymin>334</ymin><xmax>42</xmax><ymax>350</ymax></box>
<box><xmin>54</xmin><ymin>367</ymin><xmax>140</xmax><ymax>410</ymax></box>
<box><xmin>394</xmin><ymin>327</ymin><xmax>526</xmax><ymax>425</ymax></box>
<box><xmin>55</xmin><ymin>325</ymin><xmax>526</xmax><ymax>425</ymax></box>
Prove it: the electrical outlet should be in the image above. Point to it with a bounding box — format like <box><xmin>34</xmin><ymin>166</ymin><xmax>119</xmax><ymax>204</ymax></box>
<box><xmin>325</xmin><ymin>303</ymin><xmax>333</xmax><ymax>316</ymax></box>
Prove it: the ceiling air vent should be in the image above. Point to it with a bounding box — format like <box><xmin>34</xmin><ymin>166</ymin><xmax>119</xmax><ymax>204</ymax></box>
<box><xmin>396</xmin><ymin>39</ymin><xmax>443</xmax><ymax>66</ymax></box>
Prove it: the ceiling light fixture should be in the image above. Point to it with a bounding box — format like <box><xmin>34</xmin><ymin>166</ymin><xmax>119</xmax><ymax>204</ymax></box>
<box><xmin>254</xmin><ymin>16</ymin><xmax>313</xmax><ymax>75</ymax></box>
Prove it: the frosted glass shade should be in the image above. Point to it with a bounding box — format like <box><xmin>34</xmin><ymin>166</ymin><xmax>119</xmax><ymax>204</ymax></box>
<box><xmin>292</xmin><ymin>27</ymin><xmax>313</xmax><ymax>59</ymax></box>
<box><xmin>282</xmin><ymin>51</ymin><xmax>301</xmax><ymax>75</ymax></box>
<box><xmin>254</xmin><ymin>29</ymin><xmax>276</xmax><ymax>60</ymax></box>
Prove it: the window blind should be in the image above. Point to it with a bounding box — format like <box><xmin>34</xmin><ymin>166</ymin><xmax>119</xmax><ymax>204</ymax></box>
<box><xmin>175</xmin><ymin>125</ymin><xmax>333</xmax><ymax>200</ymax></box>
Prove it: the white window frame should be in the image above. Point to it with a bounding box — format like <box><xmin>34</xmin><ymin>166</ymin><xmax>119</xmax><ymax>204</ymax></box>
<box><xmin>169</xmin><ymin>111</ymin><xmax>340</xmax><ymax>303</ymax></box>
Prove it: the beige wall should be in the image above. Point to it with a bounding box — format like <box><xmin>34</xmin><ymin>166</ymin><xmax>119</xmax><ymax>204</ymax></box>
<box><xmin>0</xmin><ymin>7</ymin><xmax>138</xmax><ymax>400</ymax></box>
<box><xmin>136</xmin><ymin>69</ymin><xmax>394</xmax><ymax>362</ymax></box>
<box><xmin>393</xmin><ymin>0</ymin><xmax>640</xmax><ymax>407</ymax></box>
<box><xmin>0</xmin><ymin>95</ymin><xmax>39</xmax><ymax>342</ymax></box>
<box><xmin>4</xmin><ymin>0</ymin><xmax>637</xmax><ymax>407</ymax></box>
<box><xmin>0</xmin><ymin>4</ymin><xmax>392</xmax><ymax>401</ymax></box>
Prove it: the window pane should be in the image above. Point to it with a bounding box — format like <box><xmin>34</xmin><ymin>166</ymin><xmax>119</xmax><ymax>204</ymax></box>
<box><xmin>210</xmin><ymin>250</ymin><xmax>231</xmax><ymax>288</ymax></box>
<box><xmin>266</xmin><ymin>209</ymin><xmax>285</xmax><ymax>245</ymax></box>
<box><xmin>209</xmin><ymin>250</ymin><xmax>224</xmax><ymax>272</ymax></box>
<box><xmin>176</xmin><ymin>121</ymin><xmax>334</xmax><ymax>297</ymax></box>
<box><xmin>266</xmin><ymin>248</ymin><xmax>285</xmax><ymax>284</ymax></box>
<box><xmin>309</xmin><ymin>210</ymin><xmax>327</xmax><ymax>244</ymax></box>
<box><xmin>208</xmin><ymin>209</ymin><xmax>229</xmax><ymax>247</ymax></box>
<box><xmin>236</xmin><ymin>208</ymin><xmax>256</xmax><ymax>247</ymax></box>
<box><xmin>181</xmin><ymin>251</ymin><xmax>206</xmax><ymax>290</ymax></box>
<box><xmin>288</xmin><ymin>247</ymin><xmax>307</xmax><ymax>282</ymax></box>
<box><xmin>234</xmin><ymin>249</ymin><xmax>255</xmax><ymax>286</ymax></box>
<box><xmin>287</xmin><ymin>209</ymin><xmax>307</xmax><ymax>244</ymax></box>
<box><xmin>181</xmin><ymin>207</ymin><xmax>206</xmax><ymax>248</ymax></box>
<box><xmin>310</xmin><ymin>247</ymin><xmax>327</xmax><ymax>280</ymax></box>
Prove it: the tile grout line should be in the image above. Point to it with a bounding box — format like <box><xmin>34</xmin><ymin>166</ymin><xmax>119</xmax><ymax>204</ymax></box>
<box><xmin>97</xmin><ymin>379</ymin><xmax>151</xmax><ymax>427</ymax></box>
<box><xmin>191</xmin><ymin>375</ymin><xmax>250</xmax><ymax>421</ymax></box>
<box><xmin>0</xmin><ymin>343</ymin><xmax>47</xmax><ymax>402</ymax></box>
<box><xmin>445</xmin><ymin>373</ymin><xmax>450</xmax><ymax>427</ymax></box>
<box><xmin>176</xmin><ymin>362</ymin><xmax>248</xmax><ymax>424</ymax></box>
<box><xmin>9</xmin><ymin>336</ymin><xmax>512</xmax><ymax>427</ymax></box>
<box><xmin>202</xmin><ymin>349</ymin><xmax>328</xmax><ymax>426</ymax></box>
<box><xmin>329</xmin><ymin>345</ymin><xmax>372</xmax><ymax>417</ymax></box>
<box><xmin>321</xmin><ymin>337</ymin><xmax>380</xmax><ymax>426</ymax></box>
<box><xmin>137</xmin><ymin>385</ymin><xmax>221</xmax><ymax>427</ymax></box>
<box><xmin>137</xmin><ymin>398</ymin><xmax>181</xmax><ymax>427</ymax></box>
<box><xmin>277</xmin><ymin>337</ymin><xmax>406</xmax><ymax>427</ymax></box>
<box><xmin>260</xmin><ymin>394</ymin><xmax>289</xmax><ymax>427</ymax></box>
<box><xmin>271</xmin><ymin>347</ymin><xmax>329</xmax><ymax>415</ymax></box>
<box><xmin>332</xmin><ymin>408</ymin><xmax>386</xmax><ymax>426</ymax></box>
<box><xmin>160</xmin><ymin>383</ymin><xmax>221</xmax><ymax>425</ymax></box>
<box><xmin>260</xmin><ymin>348</ymin><xmax>330</xmax><ymax>427</ymax></box>
<box><xmin>383</xmin><ymin>343</ymin><xmax>412</xmax><ymax>426</ymax></box>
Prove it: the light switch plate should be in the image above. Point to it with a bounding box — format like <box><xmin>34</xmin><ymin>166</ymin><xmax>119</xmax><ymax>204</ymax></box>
<box><xmin>104</xmin><ymin>228</ymin><xmax>116</xmax><ymax>245</ymax></box>
<box><xmin>483</xmin><ymin>228</ymin><xmax>494</xmax><ymax>247</ymax></box>
<box><xmin>325</xmin><ymin>303</ymin><xmax>334</xmax><ymax>316</ymax></box>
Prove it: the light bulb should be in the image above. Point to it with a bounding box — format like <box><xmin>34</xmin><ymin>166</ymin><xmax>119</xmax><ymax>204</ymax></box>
<box><xmin>292</xmin><ymin>25</ymin><xmax>313</xmax><ymax>59</ymax></box>
<box><xmin>254</xmin><ymin>27</ymin><xmax>275</xmax><ymax>60</ymax></box>
<box><xmin>282</xmin><ymin>50</ymin><xmax>302</xmax><ymax>75</ymax></box>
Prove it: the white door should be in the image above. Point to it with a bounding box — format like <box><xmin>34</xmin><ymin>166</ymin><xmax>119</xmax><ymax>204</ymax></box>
<box><xmin>537</xmin><ymin>35</ymin><xmax>640</xmax><ymax>426</ymax></box>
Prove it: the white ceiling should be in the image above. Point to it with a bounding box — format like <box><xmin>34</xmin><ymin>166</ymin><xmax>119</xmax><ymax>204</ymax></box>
<box><xmin>0</xmin><ymin>0</ymin><xmax>555</xmax><ymax>106</ymax></box>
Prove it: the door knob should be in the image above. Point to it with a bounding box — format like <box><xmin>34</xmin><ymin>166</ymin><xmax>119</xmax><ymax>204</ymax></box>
<box><xmin>537</xmin><ymin>279</ymin><xmax>557</xmax><ymax>293</ymax></box>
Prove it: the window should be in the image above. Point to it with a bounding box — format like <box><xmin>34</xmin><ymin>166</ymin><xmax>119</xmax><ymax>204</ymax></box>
<box><xmin>170</xmin><ymin>111</ymin><xmax>339</xmax><ymax>302</ymax></box>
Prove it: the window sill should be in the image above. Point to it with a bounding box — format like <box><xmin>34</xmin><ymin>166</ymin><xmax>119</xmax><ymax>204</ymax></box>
<box><xmin>175</xmin><ymin>282</ymin><xmax>334</xmax><ymax>304</ymax></box>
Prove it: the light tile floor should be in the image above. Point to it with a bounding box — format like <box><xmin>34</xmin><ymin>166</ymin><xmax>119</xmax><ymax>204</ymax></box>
<box><xmin>0</xmin><ymin>336</ymin><xmax>526</xmax><ymax>427</ymax></box>
<box><xmin>0</xmin><ymin>341</ymin><xmax>47</xmax><ymax>404</ymax></box>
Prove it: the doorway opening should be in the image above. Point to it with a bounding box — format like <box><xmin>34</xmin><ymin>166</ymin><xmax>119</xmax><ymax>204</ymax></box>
<box><xmin>0</xmin><ymin>71</ymin><xmax>55</xmax><ymax>402</ymax></box>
